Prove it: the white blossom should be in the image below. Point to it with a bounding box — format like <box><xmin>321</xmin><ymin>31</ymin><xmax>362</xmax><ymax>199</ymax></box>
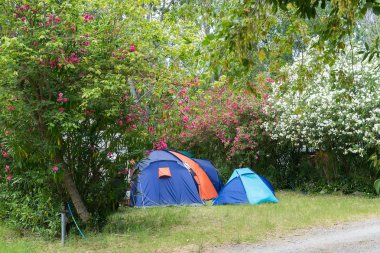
<box><xmin>265</xmin><ymin>47</ymin><xmax>380</xmax><ymax>155</ymax></box>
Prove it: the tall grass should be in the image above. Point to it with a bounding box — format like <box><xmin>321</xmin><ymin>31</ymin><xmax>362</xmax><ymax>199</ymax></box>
<box><xmin>0</xmin><ymin>225</ymin><xmax>42</xmax><ymax>253</ymax></box>
<box><xmin>1</xmin><ymin>191</ymin><xmax>379</xmax><ymax>253</ymax></box>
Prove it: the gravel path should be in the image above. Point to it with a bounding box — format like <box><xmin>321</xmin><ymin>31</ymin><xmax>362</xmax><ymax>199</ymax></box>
<box><xmin>205</xmin><ymin>217</ymin><xmax>380</xmax><ymax>253</ymax></box>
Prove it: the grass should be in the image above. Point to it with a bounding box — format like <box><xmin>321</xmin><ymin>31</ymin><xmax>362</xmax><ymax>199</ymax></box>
<box><xmin>1</xmin><ymin>191</ymin><xmax>380</xmax><ymax>253</ymax></box>
<box><xmin>0</xmin><ymin>225</ymin><xmax>43</xmax><ymax>253</ymax></box>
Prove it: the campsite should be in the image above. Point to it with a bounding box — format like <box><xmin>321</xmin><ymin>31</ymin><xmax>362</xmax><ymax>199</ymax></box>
<box><xmin>1</xmin><ymin>1</ymin><xmax>380</xmax><ymax>252</ymax></box>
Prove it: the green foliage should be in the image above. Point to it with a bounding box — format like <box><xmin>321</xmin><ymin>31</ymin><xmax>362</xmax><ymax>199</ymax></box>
<box><xmin>197</xmin><ymin>0</ymin><xmax>380</xmax><ymax>87</ymax></box>
<box><xmin>0</xmin><ymin>170</ymin><xmax>61</xmax><ymax>237</ymax></box>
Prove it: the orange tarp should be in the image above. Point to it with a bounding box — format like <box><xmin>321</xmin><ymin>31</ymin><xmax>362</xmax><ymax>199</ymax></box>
<box><xmin>170</xmin><ymin>151</ymin><xmax>218</xmax><ymax>200</ymax></box>
<box><xmin>158</xmin><ymin>167</ymin><xmax>171</xmax><ymax>178</ymax></box>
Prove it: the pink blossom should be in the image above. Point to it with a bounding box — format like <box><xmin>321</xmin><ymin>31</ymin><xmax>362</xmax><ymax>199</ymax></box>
<box><xmin>265</xmin><ymin>77</ymin><xmax>274</xmax><ymax>83</ymax></box>
<box><xmin>153</xmin><ymin>139</ymin><xmax>168</xmax><ymax>150</ymax></box>
<box><xmin>83</xmin><ymin>14</ymin><xmax>94</xmax><ymax>22</ymax></box>
<box><xmin>107</xmin><ymin>152</ymin><xmax>113</xmax><ymax>158</ymax></box>
<box><xmin>65</xmin><ymin>53</ymin><xmax>80</xmax><ymax>64</ymax></box>
<box><xmin>129</xmin><ymin>44</ymin><xmax>136</xmax><ymax>52</ymax></box>
<box><xmin>63</xmin><ymin>98</ymin><xmax>68</xmax><ymax>102</ymax></box>
<box><xmin>57</xmin><ymin>97</ymin><xmax>63</xmax><ymax>102</ymax></box>
<box><xmin>49</xmin><ymin>61</ymin><xmax>57</xmax><ymax>68</ymax></box>
<box><xmin>52</xmin><ymin>166</ymin><xmax>59</xmax><ymax>172</ymax></box>
<box><xmin>70</xmin><ymin>26</ymin><xmax>76</xmax><ymax>31</ymax></box>
<box><xmin>58</xmin><ymin>92</ymin><xmax>64</xmax><ymax>98</ymax></box>
<box><xmin>82</xmin><ymin>41</ymin><xmax>90</xmax><ymax>46</ymax></box>
<box><xmin>2</xmin><ymin>151</ymin><xmax>10</xmax><ymax>158</ymax></box>
<box><xmin>54</xmin><ymin>16</ymin><xmax>62</xmax><ymax>24</ymax></box>
<box><xmin>148</xmin><ymin>126</ymin><xmax>155</xmax><ymax>134</ymax></box>
<box><xmin>39</xmin><ymin>22</ymin><xmax>43</xmax><ymax>27</ymax></box>
<box><xmin>21</xmin><ymin>4</ymin><xmax>29</xmax><ymax>11</ymax></box>
<box><xmin>5</xmin><ymin>165</ymin><xmax>10</xmax><ymax>173</ymax></box>
<box><xmin>7</xmin><ymin>106</ymin><xmax>15</xmax><ymax>111</ymax></box>
<box><xmin>6</xmin><ymin>175</ymin><xmax>12</xmax><ymax>182</ymax></box>
<box><xmin>181</xmin><ymin>105</ymin><xmax>190</xmax><ymax>113</ymax></box>
<box><xmin>182</xmin><ymin>115</ymin><xmax>189</xmax><ymax>124</ymax></box>
<box><xmin>59</xmin><ymin>107</ymin><xmax>64</xmax><ymax>113</ymax></box>
<box><xmin>21</xmin><ymin>16</ymin><xmax>26</xmax><ymax>22</ymax></box>
<box><xmin>159</xmin><ymin>141</ymin><xmax>168</xmax><ymax>149</ymax></box>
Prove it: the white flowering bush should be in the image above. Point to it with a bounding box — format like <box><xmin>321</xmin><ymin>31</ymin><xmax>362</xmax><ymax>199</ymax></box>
<box><xmin>266</xmin><ymin>47</ymin><xmax>380</xmax><ymax>157</ymax></box>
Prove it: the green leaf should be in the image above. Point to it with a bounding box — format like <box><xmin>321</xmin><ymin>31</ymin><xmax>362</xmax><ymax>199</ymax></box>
<box><xmin>373</xmin><ymin>6</ymin><xmax>380</xmax><ymax>15</ymax></box>
<box><xmin>321</xmin><ymin>0</ymin><xmax>326</xmax><ymax>9</ymax></box>
<box><xmin>241</xmin><ymin>58</ymin><xmax>249</xmax><ymax>67</ymax></box>
<box><xmin>368</xmin><ymin>52</ymin><xmax>375</xmax><ymax>62</ymax></box>
<box><xmin>362</xmin><ymin>52</ymin><xmax>369</xmax><ymax>61</ymax></box>
<box><xmin>374</xmin><ymin>179</ymin><xmax>380</xmax><ymax>195</ymax></box>
<box><xmin>258</xmin><ymin>48</ymin><xmax>266</xmax><ymax>62</ymax></box>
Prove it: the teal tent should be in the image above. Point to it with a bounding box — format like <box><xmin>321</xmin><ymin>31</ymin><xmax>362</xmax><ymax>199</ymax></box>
<box><xmin>178</xmin><ymin>150</ymin><xmax>194</xmax><ymax>158</ymax></box>
<box><xmin>213</xmin><ymin>168</ymin><xmax>278</xmax><ymax>205</ymax></box>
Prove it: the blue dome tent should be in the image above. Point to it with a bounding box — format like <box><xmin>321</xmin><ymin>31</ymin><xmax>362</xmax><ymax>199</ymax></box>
<box><xmin>259</xmin><ymin>175</ymin><xmax>275</xmax><ymax>194</ymax></box>
<box><xmin>193</xmin><ymin>158</ymin><xmax>224</xmax><ymax>193</ymax></box>
<box><xmin>134</xmin><ymin>150</ymin><xmax>223</xmax><ymax>199</ymax></box>
<box><xmin>130</xmin><ymin>160</ymin><xmax>203</xmax><ymax>207</ymax></box>
<box><xmin>213</xmin><ymin>168</ymin><xmax>278</xmax><ymax>205</ymax></box>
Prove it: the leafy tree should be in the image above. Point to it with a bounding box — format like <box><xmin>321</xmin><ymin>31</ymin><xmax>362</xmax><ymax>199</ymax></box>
<box><xmin>0</xmin><ymin>0</ymin><xmax>190</xmax><ymax>229</ymax></box>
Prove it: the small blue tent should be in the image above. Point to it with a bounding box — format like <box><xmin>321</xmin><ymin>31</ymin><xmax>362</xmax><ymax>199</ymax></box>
<box><xmin>130</xmin><ymin>160</ymin><xmax>203</xmax><ymax>207</ymax></box>
<box><xmin>213</xmin><ymin>168</ymin><xmax>278</xmax><ymax>205</ymax></box>
<box><xmin>259</xmin><ymin>175</ymin><xmax>275</xmax><ymax>194</ymax></box>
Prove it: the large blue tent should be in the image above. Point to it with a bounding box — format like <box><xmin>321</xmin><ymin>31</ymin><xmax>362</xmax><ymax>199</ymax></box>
<box><xmin>130</xmin><ymin>160</ymin><xmax>203</xmax><ymax>207</ymax></box>
<box><xmin>135</xmin><ymin>150</ymin><xmax>223</xmax><ymax>195</ymax></box>
<box><xmin>213</xmin><ymin>168</ymin><xmax>278</xmax><ymax>205</ymax></box>
<box><xmin>193</xmin><ymin>158</ymin><xmax>224</xmax><ymax>192</ymax></box>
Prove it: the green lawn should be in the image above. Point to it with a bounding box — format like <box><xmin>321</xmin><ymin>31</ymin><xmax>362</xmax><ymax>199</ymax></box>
<box><xmin>1</xmin><ymin>191</ymin><xmax>380</xmax><ymax>253</ymax></box>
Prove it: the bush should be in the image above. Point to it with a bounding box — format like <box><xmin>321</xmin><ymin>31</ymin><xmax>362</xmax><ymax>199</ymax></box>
<box><xmin>0</xmin><ymin>172</ymin><xmax>61</xmax><ymax>237</ymax></box>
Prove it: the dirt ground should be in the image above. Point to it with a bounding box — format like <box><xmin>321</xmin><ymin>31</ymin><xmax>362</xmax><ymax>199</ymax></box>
<box><xmin>205</xmin><ymin>217</ymin><xmax>380</xmax><ymax>253</ymax></box>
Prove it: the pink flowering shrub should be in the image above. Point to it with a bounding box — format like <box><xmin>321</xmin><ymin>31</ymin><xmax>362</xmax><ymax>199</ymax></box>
<box><xmin>150</xmin><ymin>80</ymin><xmax>273</xmax><ymax>169</ymax></box>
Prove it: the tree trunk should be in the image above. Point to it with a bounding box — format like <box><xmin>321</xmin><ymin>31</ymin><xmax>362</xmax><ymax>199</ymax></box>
<box><xmin>63</xmin><ymin>169</ymin><xmax>91</xmax><ymax>223</ymax></box>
